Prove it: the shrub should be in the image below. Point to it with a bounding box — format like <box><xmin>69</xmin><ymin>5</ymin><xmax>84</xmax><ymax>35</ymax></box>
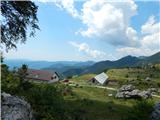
<box><xmin>124</xmin><ymin>100</ymin><xmax>154</xmax><ymax>120</ymax></box>
<box><xmin>157</xmin><ymin>82</ymin><xmax>160</xmax><ymax>87</ymax></box>
<box><xmin>26</xmin><ymin>84</ymin><xmax>66</xmax><ymax>120</ymax></box>
<box><xmin>125</xmin><ymin>74</ymin><xmax>129</xmax><ymax>78</ymax></box>
<box><xmin>1</xmin><ymin>72</ymin><xmax>20</xmax><ymax>94</ymax></box>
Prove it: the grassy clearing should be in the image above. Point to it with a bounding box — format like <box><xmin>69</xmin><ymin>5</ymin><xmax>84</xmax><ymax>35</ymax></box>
<box><xmin>70</xmin><ymin>74</ymin><xmax>95</xmax><ymax>85</ymax></box>
<box><xmin>62</xmin><ymin>65</ymin><xmax>160</xmax><ymax>120</ymax></box>
<box><xmin>64</xmin><ymin>85</ymin><xmax>134</xmax><ymax>120</ymax></box>
<box><xmin>106</xmin><ymin>66</ymin><xmax>160</xmax><ymax>89</ymax></box>
<box><xmin>63</xmin><ymin>85</ymin><xmax>158</xmax><ymax>120</ymax></box>
<box><xmin>69</xmin><ymin>66</ymin><xmax>160</xmax><ymax>90</ymax></box>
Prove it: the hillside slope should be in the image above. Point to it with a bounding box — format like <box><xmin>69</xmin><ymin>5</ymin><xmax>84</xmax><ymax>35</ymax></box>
<box><xmin>81</xmin><ymin>52</ymin><xmax>160</xmax><ymax>74</ymax></box>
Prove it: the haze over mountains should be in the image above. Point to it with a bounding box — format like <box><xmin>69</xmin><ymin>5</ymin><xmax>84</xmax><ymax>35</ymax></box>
<box><xmin>5</xmin><ymin>59</ymin><xmax>95</xmax><ymax>72</ymax></box>
<box><xmin>5</xmin><ymin>52</ymin><xmax>160</xmax><ymax>77</ymax></box>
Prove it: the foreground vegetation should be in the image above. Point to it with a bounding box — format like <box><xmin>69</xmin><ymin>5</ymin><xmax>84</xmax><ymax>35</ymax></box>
<box><xmin>1</xmin><ymin>62</ymin><xmax>160</xmax><ymax>120</ymax></box>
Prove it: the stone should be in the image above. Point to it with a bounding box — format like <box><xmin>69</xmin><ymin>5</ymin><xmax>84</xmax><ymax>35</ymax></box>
<box><xmin>138</xmin><ymin>90</ymin><xmax>151</xmax><ymax>99</ymax></box>
<box><xmin>1</xmin><ymin>92</ymin><xmax>34</xmax><ymax>120</ymax></box>
<box><xmin>116</xmin><ymin>85</ymin><xmax>152</xmax><ymax>99</ymax></box>
<box><xmin>108</xmin><ymin>94</ymin><xmax>113</xmax><ymax>97</ymax></box>
<box><xmin>147</xmin><ymin>88</ymin><xmax>157</xmax><ymax>94</ymax></box>
<box><xmin>115</xmin><ymin>92</ymin><xmax>124</xmax><ymax>98</ymax></box>
<box><xmin>150</xmin><ymin>102</ymin><xmax>160</xmax><ymax>120</ymax></box>
<box><xmin>145</xmin><ymin>77</ymin><xmax>151</xmax><ymax>81</ymax></box>
<box><xmin>119</xmin><ymin>84</ymin><xmax>135</xmax><ymax>92</ymax></box>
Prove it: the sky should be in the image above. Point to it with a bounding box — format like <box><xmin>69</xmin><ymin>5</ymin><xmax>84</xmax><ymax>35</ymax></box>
<box><xmin>4</xmin><ymin>0</ymin><xmax>160</xmax><ymax>61</ymax></box>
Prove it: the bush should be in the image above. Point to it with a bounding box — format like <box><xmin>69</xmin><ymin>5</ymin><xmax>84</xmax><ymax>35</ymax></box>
<box><xmin>26</xmin><ymin>84</ymin><xmax>66</xmax><ymax>120</ymax></box>
<box><xmin>124</xmin><ymin>100</ymin><xmax>154</xmax><ymax>120</ymax></box>
<box><xmin>1</xmin><ymin>72</ymin><xmax>20</xmax><ymax>94</ymax></box>
<box><xmin>125</xmin><ymin>74</ymin><xmax>129</xmax><ymax>78</ymax></box>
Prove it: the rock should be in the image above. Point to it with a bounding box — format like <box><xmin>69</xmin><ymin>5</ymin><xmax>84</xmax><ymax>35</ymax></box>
<box><xmin>145</xmin><ymin>77</ymin><xmax>151</xmax><ymax>81</ymax></box>
<box><xmin>116</xmin><ymin>85</ymin><xmax>152</xmax><ymax>99</ymax></box>
<box><xmin>119</xmin><ymin>84</ymin><xmax>135</xmax><ymax>92</ymax></box>
<box><xmin>130</xmin><ymin>89</ymin><xmax>141</xmax><ymax>97</ymax></box>
<box><xmin>1</xmin><ymin>92</ymin><xmax>34</xmax><ymax>120</ymax></box>
<box><xmin>150</xmin><ymin>102</ymin><xmax>160</xmax><ymax>120</ymax></box>
<box><xmin>115</xmin><ymin>92</ymin><xmax>124</xmax><ymax>98</ymax></box>
<box><xmin>147</xmin><ymin>88</ymin><xmax>157</xmax><ymax>94</ymax></box>
<box><xmin>108</xmin><ymin>94</ymin><xmax>113</xmax><ymax>97</ymax></box>
<box><xmin>138</xmin><ymin>90</ymin><xmax>151</xmax><ymax>99</ymax></box>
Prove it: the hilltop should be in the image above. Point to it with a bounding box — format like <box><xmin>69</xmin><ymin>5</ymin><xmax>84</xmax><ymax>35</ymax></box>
<box><xmin>64</xmin><ymin>51</ymin><xmax>160</xmax><ymax>77</ymax></box>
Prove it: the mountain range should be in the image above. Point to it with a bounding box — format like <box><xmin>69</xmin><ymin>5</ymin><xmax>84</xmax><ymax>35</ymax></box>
<box><xmin>5</xmin><ymin>51</ymin><xmax>160</xmax><ymax>77</ymax></box>
<box><xmin>60</xmin><ymin>51</ymin><xmax>160</xmax><ymax>77</ymax></box>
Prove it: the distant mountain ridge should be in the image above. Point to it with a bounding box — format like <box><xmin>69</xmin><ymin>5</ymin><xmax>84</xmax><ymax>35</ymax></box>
<box><xmin>5</xmin><ymin>59</ymin><xmax>95</xmax><ymax>72</ymax></box>
<box><xmin>5</xmin><ymin>52</ymin><xmax>160</xmax><ymax>77</ymax></box>
<box><xmin>81</xmin><ymin>52</ymin><xmax>160</xmax><ymax>75</ymax></box>
<box><xmin>42</xmin><ymin>61</ymin><xmax>95</xmax><ymax>75</ymax></box>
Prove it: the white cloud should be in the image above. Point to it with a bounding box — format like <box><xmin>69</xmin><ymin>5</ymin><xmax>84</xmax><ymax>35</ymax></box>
<box><xmin>116</xmin><ymin>15</ymin><xmax>160</xmax><ymax>57</ymax></box>
<box><xmin>49</xmin><ymin>0</ymin><xmax>139</xmax><ymax>47</ymax></box>
<box><xmin>37</xmin><ymin>0</ymin><xmax>79</xmax><ymax>18</ymax></box>
<box><xmin>141</xmin><ymin>32</ymin><xmax>159</xmax><ymax>50</ymax></box>
<box><xmin>116</xmin><ymin>47</ymin><xmax>158</xmax><ymax>57</ymax></box>
<box><xmin>141</xmin><ymin>15</ymin><xmax>160</xmax><ymax>34</ymax></box>
<box><xmin>54</xmin><ymin>0</ymin><xmax>79</xmax><ymax>18</ymax></box>
<box><xmin>125</xmin><ymin>27</ymin><xmax>139</xmax><ymax>47</ymax></box>
<box><xmin>39</xmin><ymin>1</ymin><xmax>159</xmax><ymax>59</ymax></box>
<box><xmin>77</xmin><ymin>0</ymin><xmax>138</xmax><ymax>47</ymax></box>
<box><xmin>69</xmin><ymin>41</ymin><xmax>106</xmax><ymax>58</ymax></box>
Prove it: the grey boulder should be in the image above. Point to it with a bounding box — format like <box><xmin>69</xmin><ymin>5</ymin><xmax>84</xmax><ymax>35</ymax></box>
<box><xmin>150</xmin><ymin>102</ymin><xmax>160</xmax><ymax>120</ymax></box>
<box><xmin>1</xmin><ymin>92</ymin><xmax>34</xmax><ymax>120</ymax></box>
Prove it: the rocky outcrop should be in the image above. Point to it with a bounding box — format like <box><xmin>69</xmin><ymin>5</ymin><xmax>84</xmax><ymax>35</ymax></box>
<box><xmin>118</xmin><ymin>84</ymin><xmax>135</xmax><ymax>92</ymax></box>
<box><xmin>150</xmin><ymin>102</ymin><xmax>160</xmax><ymax>120</ymax></box>
<box><xmin>116</xmin><ymin>84</ymin><xmax>152</xmax><ymax>99</ymax></box>
<box><xmin>147</xmin><ymin>88</ymin><xmax>158</xmax><ymax>94</ymax></box>
<box><xmin>1</xmin><ymin>92</ymin><xmax>34</xmax><ymax>120</ymax></box>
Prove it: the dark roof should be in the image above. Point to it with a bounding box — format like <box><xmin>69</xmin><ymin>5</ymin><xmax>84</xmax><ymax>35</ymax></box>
<box><xmin>27</xmin><ymin>69</ymin><xmax>57</xmax><ymax>81</ymax></box>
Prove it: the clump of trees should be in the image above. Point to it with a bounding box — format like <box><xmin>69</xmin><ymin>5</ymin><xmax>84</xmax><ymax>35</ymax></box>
<box><xmin>1</xmin><ymin>61</ymin><xmax>67</xmax><ymax>119</ymax></box>
<box><xmin>124</xmin><ymin>100</ymin><xmax>154</xmax><ymax>120</ymax></box>
<box><xmin>1</xmin><ymin>63</ymin><xmax>20</xmax><ymax>94</ymax></box>
<box><xmin>25</xmin><ymin>84</ymin><xmax>66</xmax><ymax>120</ymax></box>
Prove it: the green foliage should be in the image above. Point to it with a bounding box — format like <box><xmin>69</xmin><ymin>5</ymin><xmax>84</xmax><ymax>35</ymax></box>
<box><xmin>1</xmin><ymin>60</ymin><xmax>158</xmax><ymax>120</ymax></box>
<box><xmin>1</xmin><ymin>1</ymin><xmax>39</xmax><ymax>50</ymax></box>
<box><xmin>125</xmin><ymin>74</ymin><xmax>129</xmax><ymax>78</ymax></box>
<box><xmin>1</xmin><ymin>62</ymin><xmax>67</xmax><ymax>120</ymax></box>
<box><xmin>25</xmin><ymin>84</ymin><xmax>66</xmax><ymax>120</ymax></box>
<box><xmin>1</xmin><ymin>64</ymin><xmax>9</xmax><ymax>80</ymax></box>
<box><xmin>17</xmin><ymin>64</ymin><xmax>29</xmax><ymax>90</ymax></box>
<box><xmin>1</xmin><ymin>72</ymin><xmax>20</xmax><ymax>94</ymax></box>
<box><xmin>1</xmin><ymin>63</ymin><xmax>20</xmax><ymax>94</ymax></box>
<box><xmin>124</xmin><ymin>100</ymin><xmax>154</xmax><ymax>120</ymax></box>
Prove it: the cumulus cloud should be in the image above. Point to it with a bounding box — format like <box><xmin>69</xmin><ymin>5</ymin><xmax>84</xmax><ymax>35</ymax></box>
<box><xmin>141</xmin><ymin>15</ymin><xmax>160</xmax><ymax>34</ymax></box>
<box><xmin>116</xmin><ymin>15</ymin><xmax>160</xmax><ymax>57</ymax></box>
<box><xmin>78</xmin><ymin>0</ymin><xmax>138</xmax><ymax>47</ymax></box>
<box><xmin>49</xmin><ymin>0</ymin><xmax>139</xmax><ymax>47</ymax></box>
<box><xmin>37</xmin><ymin>0</ymin><xmax>79</xmax><ymax>18</ymax></box>
<box><xmin>69</xmin><ymin>41</ymin><xmax>106</xmax><ymax>58</ymax></box>
<box><xmin>39</xmin><ymin>0</ymin><xmax>159</xmax><ymax>59</ymax></box>
<box><xmin>116</xmin><ymin>47</ymin><xmax>158</xmax><ymax>57</ymax></box>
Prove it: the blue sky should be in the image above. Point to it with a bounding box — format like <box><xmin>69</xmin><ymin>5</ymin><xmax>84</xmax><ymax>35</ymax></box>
<box><xmin>5</xmin><ymin>0</ymin><xmax>160</xmax><ymax>61</ymax></box>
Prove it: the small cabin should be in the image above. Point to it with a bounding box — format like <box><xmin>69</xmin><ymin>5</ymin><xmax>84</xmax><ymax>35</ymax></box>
<box><xmin>90</xmin><ymin>72</ymin><xmax>108</xmax><ymax>85</ymax></box>
<box><xmin>26</xmin><ymin>69</ymin><xmax>59</xmax><ymax>83</ymax></box>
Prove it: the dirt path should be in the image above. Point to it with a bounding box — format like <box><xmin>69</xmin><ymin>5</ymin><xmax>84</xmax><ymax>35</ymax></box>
<box><xmin>152</xmin><ymin>94</ymin><xmax>160</xmax><ymax>98</ymax></box>
<box><xmin>68</xmin><ymin>83</ymin><xmax>160</xmax><ymax>98</ymax></box>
